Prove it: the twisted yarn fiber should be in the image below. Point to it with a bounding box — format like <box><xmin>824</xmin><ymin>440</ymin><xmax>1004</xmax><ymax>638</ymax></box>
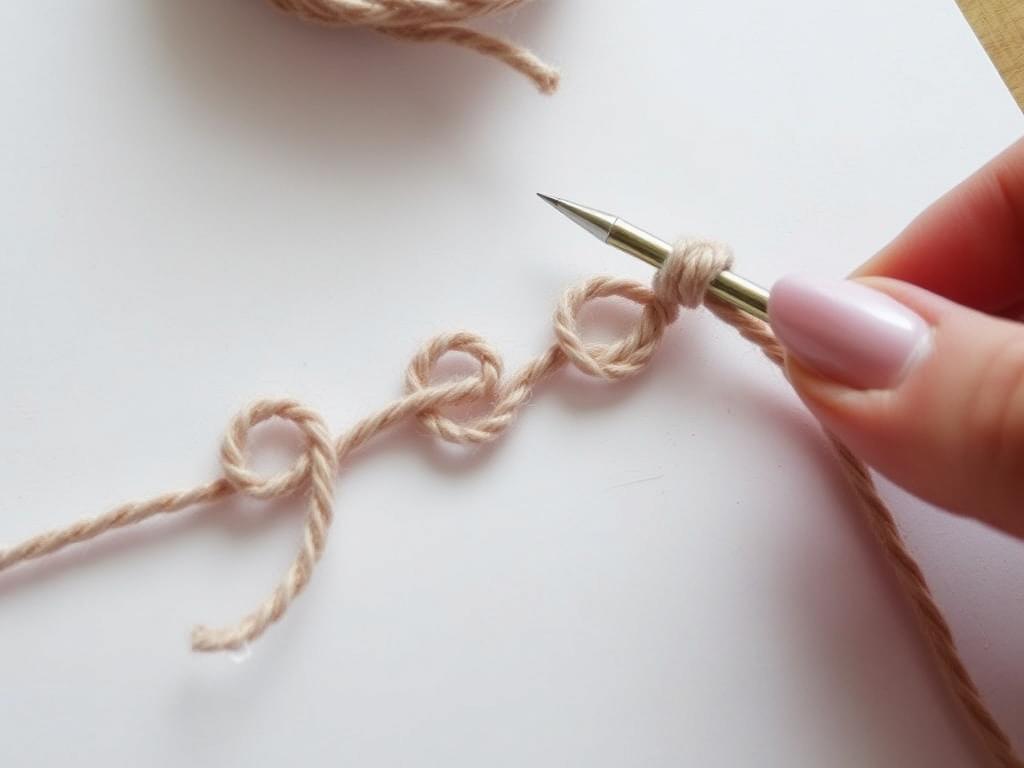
<box><xmin>270</xmin><ymin>0</ymin><xmax>559</xmax><ymax>92</ymax></box>
<box><xmin>0</xmin><ymin>244</ymin><xmax>1018</xmax><ymax>765</ymax></box>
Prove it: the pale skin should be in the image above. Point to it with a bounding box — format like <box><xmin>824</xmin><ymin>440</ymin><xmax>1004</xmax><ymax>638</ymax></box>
<box><xmin>785</xmin><ymin>137</ymin><xmax>1024</xmax><ymax>538</ymax></box>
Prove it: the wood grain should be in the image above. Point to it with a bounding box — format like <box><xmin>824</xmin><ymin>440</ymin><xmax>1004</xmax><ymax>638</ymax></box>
<box><xmin>959</xmin><ymin>0</ymin><xmax>1024</xmax><ymax>109</ymax></box>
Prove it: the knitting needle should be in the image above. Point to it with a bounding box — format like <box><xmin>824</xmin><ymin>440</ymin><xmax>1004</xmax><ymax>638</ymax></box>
<box><xmin>538</xmin><ymin>194</ymin><xmax>770</xmax><ymax>322</ymax></box>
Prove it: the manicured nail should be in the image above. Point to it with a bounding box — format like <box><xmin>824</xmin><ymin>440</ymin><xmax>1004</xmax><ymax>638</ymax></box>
<box><xmin>768</xmin><ymin>275</ymin><xmax>931</xmax><ymax>390</ymax></box>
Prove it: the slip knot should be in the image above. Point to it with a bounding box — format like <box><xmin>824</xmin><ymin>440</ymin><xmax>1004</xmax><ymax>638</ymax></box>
<box><xmin>653</xmin><ymin>238</ymin><xmax>734</xmax><ymax>309</ymax></box>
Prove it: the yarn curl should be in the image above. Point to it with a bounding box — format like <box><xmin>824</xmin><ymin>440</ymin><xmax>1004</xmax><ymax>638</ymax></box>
<box><xmin>0</xmin><ymin>241</ymin><xmax>1019</xmax><ymax>765</ymax></box>
<box><xmin>271</xmin><ymin>0</ymin><xmax>559</xmax><ymax>93</ymax></box>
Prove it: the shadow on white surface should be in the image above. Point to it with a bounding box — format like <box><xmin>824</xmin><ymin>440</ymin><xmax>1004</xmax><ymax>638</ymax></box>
<box><xmin>150</xmin><ymin>0</ymin><xmax>555</xmax><ymax>163</ymax></box>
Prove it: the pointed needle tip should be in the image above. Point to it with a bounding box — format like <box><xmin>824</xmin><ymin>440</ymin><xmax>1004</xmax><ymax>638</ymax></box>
<box><xmin>536</xmin><ymin>194</ymin><xmax>615</xmax><ymax>243</ymax></box>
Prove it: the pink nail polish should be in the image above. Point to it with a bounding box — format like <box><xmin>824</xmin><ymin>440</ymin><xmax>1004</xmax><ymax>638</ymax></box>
<box><xmin>768</xmin><ymin>275</ymin><xmax>931</xmax><ymax>390</ymax></box>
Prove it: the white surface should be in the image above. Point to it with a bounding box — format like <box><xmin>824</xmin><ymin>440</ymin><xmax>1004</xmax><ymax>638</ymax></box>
<box><xmin>1</xmin><ymin>1</ymin><xmax>1021</xmax><ymax>765</ymax></box>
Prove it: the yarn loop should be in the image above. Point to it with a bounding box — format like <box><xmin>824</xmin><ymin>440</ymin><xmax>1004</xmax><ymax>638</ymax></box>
<box><xmin>551</xmin><ymin>238</ymin><xmax>733</xmax><ymax>380</ymax></box>
<box><xmin>405</xmin><ymin>331</ymin><xmax>505</xmax><ymax>443</ymax></box>
<box><xmin>554</xmin><ymin>278</ymin><xmax>674</xmax><ymax>379</ymax></box>
<box><xmin>192</xmin><ymin>399</ymin><xmax>339</xmax><ymax>651</ymax></box>
<box><xmin>220</xmin><ymin>399</ymin><xmax>335</xmax><ymax>500</ymax></box>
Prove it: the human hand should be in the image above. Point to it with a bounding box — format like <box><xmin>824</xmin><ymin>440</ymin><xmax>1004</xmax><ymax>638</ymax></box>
<box><xmin>767</xmin><ymin>138</ymin><xmax>1024</xmax><ymax>537</ymax></box>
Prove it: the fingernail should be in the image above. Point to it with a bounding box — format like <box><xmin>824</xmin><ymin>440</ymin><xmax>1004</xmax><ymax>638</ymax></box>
<box><xmin>768</xmin><ymin>275</ymin><xmax>931</xmax><ymax>390</ymax></box>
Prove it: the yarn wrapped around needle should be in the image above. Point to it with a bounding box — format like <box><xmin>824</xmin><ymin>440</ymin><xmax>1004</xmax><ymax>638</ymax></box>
<box><xmin>270</xmin><ymin>0</ymin><xmax>560</xmax><ymax>92</ymax></box>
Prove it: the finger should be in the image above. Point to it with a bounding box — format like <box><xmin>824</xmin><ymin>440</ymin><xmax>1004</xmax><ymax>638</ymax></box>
<box><xmin>854</xmin><ymin>137</ymin><xmax>1024</xmax><ymax>314</ymax></box>
<box><xmin>769</xmin><ymin>274</ymin><xmax>1024</xmax><ymax>537</ymax></box>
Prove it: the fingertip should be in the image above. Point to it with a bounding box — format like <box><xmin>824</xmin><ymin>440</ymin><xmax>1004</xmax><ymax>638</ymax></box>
<box><xmin>775</xmin><ymin>278</ymin><xmax>1024</xmax><ymax>533</ymax></box>
<box><xmin>768</xmin><ymin>275</ymin><xmax>932</xmax><ymax>391</ymax></box>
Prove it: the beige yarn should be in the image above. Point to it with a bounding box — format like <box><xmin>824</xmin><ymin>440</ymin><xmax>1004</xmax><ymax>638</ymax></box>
<box><xmin>270</xmin><ymin>0</ymin><xmax>559</xmax><ymax>93</ymax></box>
<box><xmin>0</xmin><ymin>242</ymin><xmax>1018</xmax><ymax>765</ymax></box>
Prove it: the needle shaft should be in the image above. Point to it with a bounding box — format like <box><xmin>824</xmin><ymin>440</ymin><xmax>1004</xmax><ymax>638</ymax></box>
<box><xmin>538</xmin><ymin>194</ymin><xmax>769</xmax><ymax>321</ymax></box>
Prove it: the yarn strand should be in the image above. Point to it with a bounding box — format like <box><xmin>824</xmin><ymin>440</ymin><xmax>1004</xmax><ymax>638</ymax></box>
<box><xmin>0</xmin><ymin>242</ymin><xmax>1017</xmax><ymax>765</ymax></box>
<box><xmin>704</xmin><ymin>299</ymin><xmax>1020</xmax><ymax>767</ymax></box>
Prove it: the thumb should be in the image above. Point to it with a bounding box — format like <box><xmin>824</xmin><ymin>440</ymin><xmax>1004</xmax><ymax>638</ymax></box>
<box><xmin>768</xmin><ymin>274</ymin><xmax>1024</xmax><ymax>537</ymax></box>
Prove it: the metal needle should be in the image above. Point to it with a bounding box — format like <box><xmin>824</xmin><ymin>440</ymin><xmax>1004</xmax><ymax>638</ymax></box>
<box><xmin>538</xmin><ymin>194</ymin><xmax>770</xmax><ymax>322</ymax></box>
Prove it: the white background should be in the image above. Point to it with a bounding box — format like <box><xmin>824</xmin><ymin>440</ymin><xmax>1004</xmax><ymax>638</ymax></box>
<box><xmin>1</xmin><ymin>1</ymin><xmax>1022</xmax><ymax>765</ymax></box>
